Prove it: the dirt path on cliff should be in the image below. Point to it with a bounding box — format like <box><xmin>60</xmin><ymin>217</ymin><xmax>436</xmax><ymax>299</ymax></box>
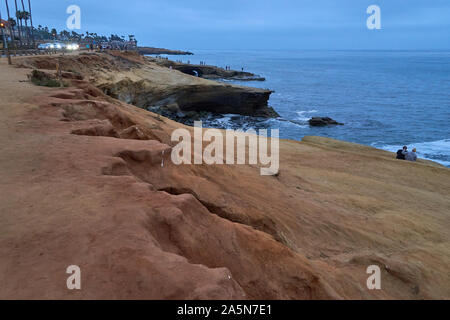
<box><xmin>0</xmin><ymin>54</ymin><xmax>449</xmax><ymax>300</ymax></box>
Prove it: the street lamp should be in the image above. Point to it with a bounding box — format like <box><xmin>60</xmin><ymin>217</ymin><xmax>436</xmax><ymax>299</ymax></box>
<box><xmin>0</xmin><ymin>11</ymin><xmax>12</xmax><ymax>65</ymax></box>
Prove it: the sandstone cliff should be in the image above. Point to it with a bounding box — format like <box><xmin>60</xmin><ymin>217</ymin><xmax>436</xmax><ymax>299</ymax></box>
<box><xmin>0</xmin><ymin>53</ymin><xmax>449</xmax><ymax>300</ymax></box>
<box><xmin>16</xmin><ymin>51</ymin><xmax>278</xmax><ymax>118</ymax></box>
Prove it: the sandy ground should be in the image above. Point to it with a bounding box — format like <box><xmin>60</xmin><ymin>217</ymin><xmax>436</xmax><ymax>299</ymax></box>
<box><xmin>0</xmin><ymin>54</ymin><xmax>449</xmax><ymax>299</ymax></box>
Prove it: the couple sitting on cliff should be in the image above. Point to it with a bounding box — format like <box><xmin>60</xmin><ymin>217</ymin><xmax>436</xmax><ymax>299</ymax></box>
<box><xmin>396</xmin><ymin>146</ymin><xmax>418</xmax><ymax>162</ymax></box>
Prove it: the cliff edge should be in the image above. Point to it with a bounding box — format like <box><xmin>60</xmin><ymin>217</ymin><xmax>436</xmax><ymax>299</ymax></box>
<box><xmin>16</xmin><ymin>51</ymin><xmax>278</xmax><ymax>118</ymax></box>
<box><xmin>0</xmin><ymin>53</ymin><xmax>449</xmax><ymax>299</ymax></box>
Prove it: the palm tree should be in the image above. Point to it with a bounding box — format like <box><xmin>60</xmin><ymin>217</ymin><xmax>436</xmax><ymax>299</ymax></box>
<box><xmin>8</xmin><ymin>18</ymin><xmax>16</xmax><ymax>28</ymax></box>
<box><xmin>21</xmin><ymin>11</ymin><xmax>31</xmax><ymax>45</ymax></box>
<box><xmin>13</xmin><ymin>0</ymin><xmax>23</xmax><ymax>46</ymax></box>
<box><xmin>26</xmin><ymin>0</ymin><xmax>34</xmax><ymax>46</ymax></box>
<box><xmin>51</xmin><ymin>28</ymin><xmax>57</xmax><ymax>40</ymax></box>
<box><xmin>20</xmin><ymin>0</ymin><xmax>30</xmax><ymax>45</ymax></box>
<box><xmin>7</xmin><ymin>17</ymin><xmax>16</xmax><ymax>43</ymax></box>
<box><xmin>4</xmin><ymin>0</ymin><xmax>16</xmax><ymax>46</ymax></box>
<box><xmin>16</xmin><ymin>11</ymin><xmax>28</xmax><ymax>44</ymax></box>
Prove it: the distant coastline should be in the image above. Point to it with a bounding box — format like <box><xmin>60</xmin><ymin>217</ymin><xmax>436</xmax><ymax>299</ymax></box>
<box><xmin>137</xmin><ymin>46</ymin><xmax>193</xmax><ymax>55</ymax></box>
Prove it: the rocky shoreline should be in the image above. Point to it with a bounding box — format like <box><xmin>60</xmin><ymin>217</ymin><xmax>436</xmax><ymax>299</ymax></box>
<box><xmin>137</xmin><ymin>46</ymin><xmax>194</xmax><ymax>55</ymax></box>
<box><xmin>147</xmin><ymin>57</ymin><xmax>266</xmax><ymax>81</ymax></box>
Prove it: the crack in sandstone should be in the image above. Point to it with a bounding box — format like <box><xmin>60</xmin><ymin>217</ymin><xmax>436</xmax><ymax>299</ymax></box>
<box><xmin>157</xmin><ymin>187</ymin><xmax>290</xmax><ymax>247</ymax></box>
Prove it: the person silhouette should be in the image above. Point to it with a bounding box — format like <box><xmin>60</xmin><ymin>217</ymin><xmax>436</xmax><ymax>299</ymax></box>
<box><xmin>397</xmin><ymin>146</ymin><xmax>408</xmax><ymax>160</ymax></box>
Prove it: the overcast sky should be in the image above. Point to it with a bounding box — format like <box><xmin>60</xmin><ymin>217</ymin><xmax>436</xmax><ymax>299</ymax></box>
<box><xmin>1</xmin><ymin>0</ymin><xmax>449</xmax><ymax>50</ymax></box>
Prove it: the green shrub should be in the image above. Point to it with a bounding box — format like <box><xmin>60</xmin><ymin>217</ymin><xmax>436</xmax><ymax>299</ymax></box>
<box><xmin>30</xmin><ymin>70</ymin><xmax>67</xmax><ymax>88</ymax></box>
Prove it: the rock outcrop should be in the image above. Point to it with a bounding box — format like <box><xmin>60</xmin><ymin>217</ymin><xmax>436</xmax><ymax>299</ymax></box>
<box><xmin>100</xmin><ymin>79</ymin><xmax>278</xmax><ymax>118</ymax></box>
<box><xmin>148</xmin><ymin>58</ymin><xmax>266</xmax><ymax>81</ymax></box>
<box><xmin>309</xmin><ymin>117</ymin><xmax>344</xmax><ymax>126</ymax></box>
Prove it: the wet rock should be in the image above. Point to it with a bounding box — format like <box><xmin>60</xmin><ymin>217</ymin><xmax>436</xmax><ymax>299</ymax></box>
<box><xmin>309</xmin><ymin>117</ymin><xmax>344</xmax><ymax>126</ymax></box>
<box><xmin>165</xmin><ymin>103</ymin><xmax>181</xmax><ymax>113</ymax></box>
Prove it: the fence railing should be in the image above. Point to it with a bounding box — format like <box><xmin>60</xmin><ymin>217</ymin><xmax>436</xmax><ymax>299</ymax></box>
<box><xmin>0</xmin><ymin>49</ymin><xmax>59</xmax><ymax>57</ymax></box>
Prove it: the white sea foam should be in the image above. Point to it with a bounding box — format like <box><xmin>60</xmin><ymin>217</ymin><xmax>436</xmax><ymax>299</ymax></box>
<box><xmin>213</xmin><ymin>114</ymin><xmax>234</xmax><ymax>127</ymax></box>
<box><xmin>372</xmin><ymin>139</ymin><xmax>450</xmax><ymax>167</ymax></box>
<box><xmin>295</xmin><ymin>110</ymin><xmax>318</xmax><ymax>121</ymax></box>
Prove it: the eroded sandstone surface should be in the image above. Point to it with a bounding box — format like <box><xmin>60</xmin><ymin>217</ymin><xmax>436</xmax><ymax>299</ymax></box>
<box><xmin>0</xmin><ymin>53</ymin><xmax>449</xmax><ymax>299</ymax></box>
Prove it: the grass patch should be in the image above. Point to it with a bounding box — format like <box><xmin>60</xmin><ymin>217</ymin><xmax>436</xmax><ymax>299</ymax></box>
<box><xmin>30</xmin><ymin>70</ymin><xmax>67</xmax><ymax>88</ymax></box>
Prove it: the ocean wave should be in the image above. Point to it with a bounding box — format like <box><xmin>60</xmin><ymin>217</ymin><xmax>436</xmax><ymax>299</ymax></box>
<box><xmin>212</xmin><ymin>114</ymin><xmax>234</xmax><ymax>127</ymax></box>
<box><xmin>204</xmin><ymin>114</ymin><xmax>273</xmax><ymax>131</ymax></box>
<box><xmin>295</xmin><ymin>110</ymin><xmax>318</xmax><ymax>121</ymax></box>
<box><xmin>372</xmin><ymin>139</ymin><xmax>450</xmax><ymax>167</ymax></box>
<box><xmin>273</xmin><ymin>117</ymin><xmax>308</xmax><ymax>128</ymax></box>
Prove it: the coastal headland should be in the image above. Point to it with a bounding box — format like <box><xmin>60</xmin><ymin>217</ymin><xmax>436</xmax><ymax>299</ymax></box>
<box><xmin>0</xmin><ymin>51</ymin><xmax>449</xmax><ymax>299</ymax></box>
<box><xmin>147</xmin><ymin>57</ymin><xmax>266</xmax><ymax>81</ymax></box>
<box><xmin>15</xmin><ymin>51</ymin><xmax>278</xmax><ymax>120</ymax></box>
<box><xmin>137</xmin><ymin>46</ymin><xmax>194</xmax><ymax>56</ymax></box>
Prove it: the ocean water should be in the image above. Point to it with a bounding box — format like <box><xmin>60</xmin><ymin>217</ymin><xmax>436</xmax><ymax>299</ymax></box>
<box><xmin>156</xmin><ymin>50</ymin><xmax>450</xmax><ymax>167</ymax></box>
